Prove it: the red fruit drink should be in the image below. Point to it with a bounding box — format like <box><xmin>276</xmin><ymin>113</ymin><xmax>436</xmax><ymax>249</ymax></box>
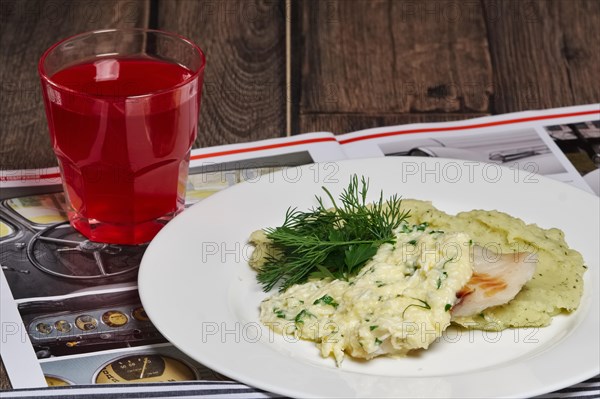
<box><xmin>40</xmin><ymin>52</ymin><xmax>203</xmax><ymax>244</ymax></box>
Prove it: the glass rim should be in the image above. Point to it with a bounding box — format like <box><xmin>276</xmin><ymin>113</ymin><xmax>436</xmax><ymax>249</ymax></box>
<box><xmin>38</xmin><ymin>28</ymin><xmax>206</xmax><ymax>99</ymax></box>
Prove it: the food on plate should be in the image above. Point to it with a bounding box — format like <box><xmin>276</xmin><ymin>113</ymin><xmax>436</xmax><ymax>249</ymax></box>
<box><xmin>248</xmin><ymin>176</ymin><xmax>586</xmax><ymax>364</ymax></box>
<box><xmin>402</xmin><ymin>199</ymin><xmax>586</xmax><ymax>330</ymax></box>
<box><xmin>259</xmin><ymin>226</ymin><xmax>473</xmax><ymax>364</ymax></box>
<box><xmin>451</xmin><ymin>245</ymin><xmax>537</xmax><ymax>317</ymax></box>
<box><xmin>252</xmin><ymin>176</ymin><xmax>411</xmax><ymax>293</ymax></box>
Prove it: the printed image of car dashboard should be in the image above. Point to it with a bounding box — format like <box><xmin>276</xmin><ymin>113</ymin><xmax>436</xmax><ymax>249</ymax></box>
<box><xmin>38</xmin><ymin>345</ymin><xmax>227</xmax><ymax>385</ymax></box>
<box><xmin>1</xmin><ymin>193</ymin><xmax>168</xmax><ymax>357</ymax></box>
<box><xmin>20</xmin><ymin>290</ymin><xmax>166</xmax><ymax>358</ymax></box>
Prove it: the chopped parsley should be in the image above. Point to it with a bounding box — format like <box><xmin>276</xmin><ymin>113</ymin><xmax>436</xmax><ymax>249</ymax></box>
<box><xmin>400</xmin><ymin>223</ymin><xmax>412</xmax><ymax>233</ymax></box>
<box><xmin>313</xmin><ymin>295</ymin><xmax>339</xmax><ymax>309</ymax></box>
<box><xmin>442</xmin><ymin>257</ymin><xmax>455</xmax><ymax>269</ymax></box>
<box><xmin>294</xmin><ymin>309</ymin><xmax>316</xmax><ymax>325</ymax></box>
<box><xmin>416</xmin><ymin>222</ymin><xmax>429</xmax><ymax>231</ymax></box>
<box><xmin>436</xmin><ymin>271</ymin><xmax>448</xmax><ymax>289</ymax></box>
<box><xmin>402</xmin><ymin>298</ymin><xmax>431</xmax><ymax>317</ymax></box>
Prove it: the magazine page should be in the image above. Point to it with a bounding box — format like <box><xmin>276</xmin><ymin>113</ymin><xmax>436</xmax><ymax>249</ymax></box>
<box><xmin>338</xmin><ymin>104</ymin><xmax>599</xmax><ymax>195</ymax></box>
<box><xmin>1</xmin><ymin>106</ymin><xmax>598</xmax><ymax>395</ymax></box>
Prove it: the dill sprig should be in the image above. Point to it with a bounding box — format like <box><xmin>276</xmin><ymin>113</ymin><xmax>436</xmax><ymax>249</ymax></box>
<box><xmin>256</xmin><ymin>175</ymin><xmax>410</xmax><ymax>292</ymax></box>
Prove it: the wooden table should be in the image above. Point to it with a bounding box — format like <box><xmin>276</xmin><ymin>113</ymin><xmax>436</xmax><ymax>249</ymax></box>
<box><xmin>1</xmin><ymin>0</ymin><xmax>598</xmax><ymax>391</ymax></box>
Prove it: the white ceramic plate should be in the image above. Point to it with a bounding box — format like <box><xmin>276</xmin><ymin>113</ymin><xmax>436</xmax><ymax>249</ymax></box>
<box><xmin>583</xmin><ymin>169</ymin><xmax>600</xmax><ymax>195</ymax></box>
<box><xmin>138</xmin><ymin>158</ymin><xmax>600</xmax><ymax>398</ymax></box>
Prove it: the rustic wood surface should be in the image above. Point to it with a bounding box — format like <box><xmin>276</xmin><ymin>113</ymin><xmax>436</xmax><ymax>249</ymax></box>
<box><xmin>297</xmin><ymin>0</ymin><xmax>492</xmax><ymax>115</ymax></box>
<box><xmin>157</xmin><ymin>0</ymin><xmax>287</xmax><ymax>147</ymax></box>
<box><xmin>0</xmin><ymin>361</ymin><xmax>8</xmax><ymax>390</ymax></box>
<box><xmin>482</xmin><ymin>0</ymin><xmax>600</xmax><ymax>113</ymax></box>
<box><xmin>1</xmin><ymin>0</ymin><xmax>599</xmax><ymax>391</ymax></box>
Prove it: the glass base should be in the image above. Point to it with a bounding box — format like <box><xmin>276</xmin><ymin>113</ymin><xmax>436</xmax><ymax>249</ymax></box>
<box><xmin>69</xmin><ymin>211</ymin><xmax>180</xmax><ymax>245</ymax></box>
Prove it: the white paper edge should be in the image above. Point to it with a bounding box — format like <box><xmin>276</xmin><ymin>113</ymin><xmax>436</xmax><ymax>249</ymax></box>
<box><xmin>0</xmin><ymin>270</ymin><xmax>46</xmax><ymax>388</ymax></box>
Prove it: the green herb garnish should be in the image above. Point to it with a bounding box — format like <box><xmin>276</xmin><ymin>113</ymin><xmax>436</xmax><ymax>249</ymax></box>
<box><xmin>313</xmin><ymin>295</ymin><xmax>339</xmax><ymax>309</ymax></box>
<box><xmin>256</xmin><ymin>175</ymin><xmax>410</xmax><ymax>292</ymax></box>
<box><xmin>294</xmin><ymin>309</ymin><xmax>316</xmax><ymax>325</ymax></box>
<box><xmin>369</xmin><ymin>325</ymin><xmax>378</xmax><ymax>331</ymax></box>
<box><xmin>273</xmin><ymin>308</ymin><xmax>286</xmax><ymax>319</ymax></box>
<box><xmin>375</xmin><ymin>338</ymin><xmax>383</xmax><ymax>345</ymax></box>
<box><xmin>436</xmin><ymin>271</ymin><xmax>448</xmax><ymax>289</ymax></box>
<box><xmin>445</xmin><ymin>304</ymin><xmax>451</xmax><ymax>312</ymax></box>
<box><xmin>401</xmin><ymin>298</ymin><xmax>431</xmax><ymax>317</ymax></box>
<box><xmin>400</xmin><ymin>223</ymin><xmax>412</xmax><ymax>233</ymax></box>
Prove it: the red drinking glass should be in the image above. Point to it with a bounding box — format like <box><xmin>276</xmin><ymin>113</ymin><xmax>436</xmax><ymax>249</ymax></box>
<box><xmin>39</xmin><ymin>29</ymin><xmax>205</xmax><ymax>245</ymax></box>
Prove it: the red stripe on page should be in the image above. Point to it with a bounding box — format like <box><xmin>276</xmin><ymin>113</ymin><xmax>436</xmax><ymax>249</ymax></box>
<box><xmin>190</xmin><ymin>137</ymin><xmax>338</xmax><ymax>160</ymax></box>
<box><xmin>0</xmin><ymin>172</ymin><xmax>61</xmax><ymax>182</ymax></box>
<box><xmin>40</xmin><ymin>172</ymin><xmax>61</xmax><ymax>179</ymax></box>
<box><xmin>338</xmin><ymin>110</ymin><xmax>600</xmax><ymax>144</ymax></box>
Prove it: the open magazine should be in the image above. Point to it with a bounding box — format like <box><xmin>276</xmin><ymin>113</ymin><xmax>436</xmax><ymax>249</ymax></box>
<box><xmin>1</xmin><ymin>104</ymin><xmax>598</xmax><ymax>395</ymax></box>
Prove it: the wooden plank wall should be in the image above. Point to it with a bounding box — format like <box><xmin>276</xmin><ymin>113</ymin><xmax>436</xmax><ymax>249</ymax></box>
<box><xmin>156</xmin><ymin>0</ymin><xmax>287</xmax><ymax>147</ymax></box>
<box><xmin>483</xmin><ymin>0</ymin><xmax>600</xmax><ymax>112</ymax></box>
<box><xmin>1</xmin><ymin>0</ymin><xmax>599</xmax><ymax>171</ymax></box>
<box><xmin>295</xmin><ymin>0</ymin><xmax>493</xmax><ymax>133</ymax></box>
<box><xmin>296</xmin><ymin>0</ymin><xmax>599</xmax><ymax>134</ymax></box>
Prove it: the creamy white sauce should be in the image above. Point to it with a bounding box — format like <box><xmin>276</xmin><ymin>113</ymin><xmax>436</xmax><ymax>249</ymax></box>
<box><xmin>260</xmin><ymin>224</ymin><xmax>473</xmax><ymax>365</ymax></box>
